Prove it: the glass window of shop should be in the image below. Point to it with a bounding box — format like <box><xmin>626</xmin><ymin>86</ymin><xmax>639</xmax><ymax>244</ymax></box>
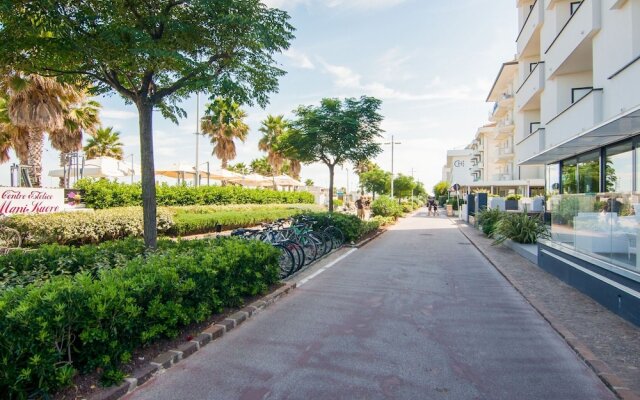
<box><xmin>636</xmin><ymin>141</ymin><xmax>640</xmax><ymax>192</ymax></box>
<box><xmin>605</xmin><ymin>141</ymin><xmax>633</xmax><ymax>193</ymax></box>
<box><xmin>578</xmin><ymin>151</ymin><xmax>600</xmax><ymax>193</ymax></box>
<box><xmin>561</xmin><ymin>158</ymin><xmax>577</xmax><ymax>194</ymax></box>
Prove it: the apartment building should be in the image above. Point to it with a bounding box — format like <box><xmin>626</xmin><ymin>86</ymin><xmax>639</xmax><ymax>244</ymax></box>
<box><xmin>515</xmin><ymin>0</ymin><xmax>640</xmax><ymax>325</ymax></box>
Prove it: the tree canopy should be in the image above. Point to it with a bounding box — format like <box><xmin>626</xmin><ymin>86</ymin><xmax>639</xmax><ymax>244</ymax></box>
<box><xmin>0</xmin><ymin>0</ymin><xmax>295</xmax><ymax>248</ymax></box>
<box><xmin>360</xmin><ymin>167</ymin><xmax>391</xmax><ymax>199</ymax></box>
<box><xmin>433</xmin><ymin>180</ymin><xmax>450</xmax><ymax>197</ymax></box>
<box><xmin>279</xmin><ymin>96</ymin><xmax>384</xmax><ymax>211</ymax></box>
<box><xmin>393</xmin><ymin>174</ymin><xmax>416</xmax><ymax>199</ymax></box>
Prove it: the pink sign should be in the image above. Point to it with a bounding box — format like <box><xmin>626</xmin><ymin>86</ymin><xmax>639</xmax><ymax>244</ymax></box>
<box><xmin>0</xmin><ymin>188</ymin><xmax>64</xmax><ymax>215</ymax></box>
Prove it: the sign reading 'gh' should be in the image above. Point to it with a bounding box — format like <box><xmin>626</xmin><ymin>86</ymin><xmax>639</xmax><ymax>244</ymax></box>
<box><xmin>0</xmin><ymin>187</ymin><xmax>64</xmax><ymax>215</ymax></box>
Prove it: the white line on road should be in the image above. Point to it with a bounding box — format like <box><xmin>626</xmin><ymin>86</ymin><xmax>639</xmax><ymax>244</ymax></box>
<box><xmin>297</xmin><ymin>248</ymin><xmax>358</xmax><ymax>287</ymax></box>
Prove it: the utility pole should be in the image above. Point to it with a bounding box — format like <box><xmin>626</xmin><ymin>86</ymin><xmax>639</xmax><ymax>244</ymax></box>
<box><xmin>384</xmin><ymin>135</ymin><xmax>401</xmax><ymax>198</ymax></box>
<box><xmin>410</xmin><ymin>168</ymin><xmax>415</xmax><ymax>204</ymax></box>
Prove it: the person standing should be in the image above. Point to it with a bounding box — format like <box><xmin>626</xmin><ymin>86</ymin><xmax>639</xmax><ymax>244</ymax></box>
<box><xmin>356</xmin><ymin>196</ymin><xmax>365</xmax><ymax>219</ymax></box>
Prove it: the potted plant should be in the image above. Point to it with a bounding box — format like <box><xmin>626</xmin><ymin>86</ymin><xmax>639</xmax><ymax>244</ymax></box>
<box><xmin>505</xmin><ymin>194</ymin><xmax>521</xmax><ymax>211</ymax></box>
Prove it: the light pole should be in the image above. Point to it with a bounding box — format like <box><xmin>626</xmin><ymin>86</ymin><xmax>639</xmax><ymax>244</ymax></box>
<box><xmin>125</xmin><ymin>153</ymin><xmax>135</xmax><ymax>184</ymax></box>
<box><xmin>194</xmin><ymin>92</ymin><xmax>200</xmax><ymax>187</ymax></box>
<box><xmin>410</xmin><ymin>167</ymin><xmax>415</xmax><ymax>204</ymax></box>
<box><xmin>384</xmin><ymin>135</ymin><xmax>401</xmax><ymax>198</ymax></box>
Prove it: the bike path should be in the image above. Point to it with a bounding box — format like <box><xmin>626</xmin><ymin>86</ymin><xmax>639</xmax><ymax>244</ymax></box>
<box><xmin>125</xmin><ymin>211</ymin><xmax>614</xmax><ymax>400</ymax></box>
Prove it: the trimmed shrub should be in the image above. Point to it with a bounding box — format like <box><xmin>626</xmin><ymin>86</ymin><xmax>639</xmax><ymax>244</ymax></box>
<box><xmin>302</xmin><ymin>212</ymin><xmax>374</xmax><ymax>243</ymax></box>
<box><xmin>170</xmin><ymin>204</ymin><xmax>321</xmax><ymax>236</ymax></box>
<box><xmin>5</xmin><ymin>207</ymin><xmax>174</xmax><ymax>246</ymax></box>
<box><xmin>371</xmin><ymin>215</ymin><xmax>395</xmax><ymax>226</ymax></box>
<box><xmin>75</xmin><ymin>179</ymin><xmax>314</xmax><ymax>209</ymax></box>
<box><xmin>0</xmin><ymin>238</ymin><xmax>279</xmax><ymax>398</ymax></box>
<box><xmin>371</xmin><ymin>196</ymin><xmax>403</xmax><ymax>218</ymax></box>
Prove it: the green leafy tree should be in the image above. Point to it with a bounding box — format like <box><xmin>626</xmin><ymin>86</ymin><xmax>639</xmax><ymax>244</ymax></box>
<box><xmin>278</xmin><ymin>96</ymin><xmax>384</xmax><ymax>212</ymax></box>
<box><xmin>414</xmin><ymin>181</ymin><xmax>427</xmax><ymax>198</ymax></box>
<box><xmin>305</xmin><ymin>178</ymin><xmax>314</xmax><ymax>187</ymax></box>
<box><xmin>393</xmin><ymin>174</ymin><xmax>416</xmax><ymax>200</ymax></box>
<box><xmin>201</xmin><ymin>98</ymin><xmax>249</xmax><ymax>169</ymax></box>
<box><xmin>0</xmin><ymin>1</ymin><xmax>295</xmax><ymax>249</ymax></box>
<box><xmin>360</xmin><ymin>168</ymin><xmax>391</xmax><ymax>199</ymax></box>
<box><xmin>433</xmin><ymin>181</ymin><xmax>450</xmax><ymax>197</ymax></box>
<box><xmin>83</xmin><ymin>127</ymin><xmax>124</xmax><ymax>160</ymax></box>
<box><xmin>227</xmin><ymin>162</ymin><xmax>250</xmax><ymax>175</ymax></box>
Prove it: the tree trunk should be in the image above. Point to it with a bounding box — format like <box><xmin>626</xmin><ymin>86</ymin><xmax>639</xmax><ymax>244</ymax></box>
<box><xmin>58</xmin><ymin>152</ymin><xmax>67</xmax><ymax>188</ymax></box>
<box><xmin>136</xmin><ymin>101</ymin><xmax>158</xmax><ymax>250</ymax></box>
<box><xmin>27</xmin><ymin>129</ymin><xmax>44</xmax><ymax>187</ymax></box>
<box><xmin>328</xmin><ymin>163</ymin><xmax>335</xmax><ymax>213</ymax></box>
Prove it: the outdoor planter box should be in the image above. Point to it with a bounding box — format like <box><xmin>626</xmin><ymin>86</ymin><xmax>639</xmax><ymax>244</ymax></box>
<box><xmin>489</xmin><ymin>197</ymin><xmax>505</xmax><ymax>211</ymax></box>
<box><xmin>505</xmin><ymin>199</ymin><xmax>519</xmax><ymax>210</ymax></box>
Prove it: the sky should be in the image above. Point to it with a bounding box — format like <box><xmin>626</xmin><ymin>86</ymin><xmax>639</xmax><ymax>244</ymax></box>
<box><xmin>24</xmin><ymin>0</ymin><xmax>518</xmax><ymax>192</ymax></box>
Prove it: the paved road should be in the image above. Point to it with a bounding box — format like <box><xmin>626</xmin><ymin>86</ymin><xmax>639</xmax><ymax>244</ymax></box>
<box><xmin>126</xmin><ymin>211</ymin><xmax>615</xmax><ymax>400</ymax></box>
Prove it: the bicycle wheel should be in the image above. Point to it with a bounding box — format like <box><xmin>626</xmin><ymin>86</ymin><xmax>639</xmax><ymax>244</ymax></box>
<box><xmin>298</xmin><ymin>233</ymin><xmax>318</xmax><ymax>265</ymax></box>
<box><xmin>324</xmin><ymin>226</ymin><xmax>344</xmax><ymax>249</ymax></box>
<box><xmin>311</xmin><ymin>231</ymin><xmax>329</xmax><ymax>257</ymax></box>
<box><xmin>283</xmin><ymin>240</ymin><xmax>305</xmax><ymax>273</ymax></box>
<box><xmin>273</xmin><ymin>244</ymin><xmax>295</xmax><ymax>278</ymax></box>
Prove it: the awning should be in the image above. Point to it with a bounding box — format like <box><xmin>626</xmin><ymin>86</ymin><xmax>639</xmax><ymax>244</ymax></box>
<box><xmin>520</xmin><ymin>105</ymin><xmax>640</xmax><ymax>165</ymax></box>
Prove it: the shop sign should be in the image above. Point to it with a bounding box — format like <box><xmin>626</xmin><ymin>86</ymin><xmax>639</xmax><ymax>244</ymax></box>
<box><xmin>0</xmin><ymin>187</ymin><xmax>64</xmax><ymax>215</ymax></box>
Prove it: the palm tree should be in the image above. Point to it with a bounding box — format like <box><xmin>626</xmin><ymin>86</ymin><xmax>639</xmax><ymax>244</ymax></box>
<box><xmin>227</xmin><ymin>162</ymin><xmax>250</xmax><ymax>175</ymax></box>
<box><xmin>201</xmin><ymin>98</ymin><xmax>249</xmax><ymax>169</ymax></box>
<box><xmin>83</xmin><ymin>127</ymin><xmax>124</xmax><ymax>160</ymax></box>
<box><xmin>258</xmin><ymin>115</ymin><xmax>288</xmax><ymax>175</ymax></box>
<box><xmin>354</xmin><ymin>160</ymin><xmax>377</xmax><ymax>194</ymax></box>
<box><xmin>305</xmin><ymin>178</ymin><xmax>314</xmax><ymax>187</ymax></box>
<box><xmin>0</xmin><ymin>95</ymin><xmax>28</xmax><ymax>164</ymax></box>
<box><xmin>0</xmin><ymin>72</ymin><xmax>88</xmax><ymax>187</ymax></box>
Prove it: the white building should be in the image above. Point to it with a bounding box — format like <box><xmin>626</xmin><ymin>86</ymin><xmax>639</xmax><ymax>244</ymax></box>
<box><xmin>514</xmin><ymin>0</ymin><xmax>640</xmax><ymax>325</ymax></box>
<box><xmin>442</xmin><ymin>148</ymin><xmax>473</xmax><ymax>186</ymax></box>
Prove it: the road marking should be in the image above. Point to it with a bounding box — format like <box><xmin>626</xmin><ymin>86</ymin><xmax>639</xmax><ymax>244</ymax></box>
<box><xmin>297</xmin><ymin>248</ymin><xmax>357</xmax><ymax>287</ymax></box>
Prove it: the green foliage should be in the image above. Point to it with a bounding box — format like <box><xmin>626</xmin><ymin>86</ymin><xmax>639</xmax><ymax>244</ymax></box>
<box><xmin>371</xmin><ymin>196</ymin><xmax>403</xmax><ymax>218</ymax></box>
<box><xmin>433</xmin><ymin>181</ymin><xmax>450</xmax><ymax>197</ymax></box>
<box><xmin>476</xmin><ymin>208</ymin><xmax>504</xmax><ymax>237</ymax></box>
<box><xmin>278</xmin><ymin>96</ymin><xmax>384</xmax><ymax>212</ymax></box>
<box><xmin>393</xmin><ymin>174</ymin><xmax>416</xmax><ymax>199</ymax></box>
<box><xmin>506</xmin><ymin>194</ymin><xmax>522</xmax><ymax>201</ymax></box>
<box><xmin>360</xmin><ymin>168</ymin><xmax>391</xmax><ymax>196</ymax></box>
<box><xmin>171</xmin><ymin>204</ymin><xmax>320</xmax><ymax>236</ymax></box>
<box><xmin>75</xmin><ymin>179</ymin><xmax>314</xmax><ymax>209</ymax></box>
<box><xmin>0</xmin><ymin>238</ymin><xmax>280</xmax><ymax>398</ymax></box>
<box><xmin>493</xmin><ymin>212</ymin><xmax>549</xmax><ymax>245</ymax></box>
<box><xmin>304</xmin><ymin>212</ymin><xmax>373</xmax><ymax>243</ymax></box>
<box><xmin>446</xmin><ymin>198</ymin><xmax>460</xmax><ymax>210</ymax></box>
<box><xmin>438</xmin><ymin>196</ymin><xmax>448</xmax><ymax>207</ymax></box>
<box><xmin>5</xmin><ymin>207</ymin><xmax>174</xmax><ymax>246</ymax></box>
<box><xmin>333</xmin><ymin>199</ymin><xmax>344</xmax><ymax>208</ymax></box>
<box><xmin>371</xmin><ymin>215</ymin><xmax>396</xmax><ymax>226</ymax></box>
<box><xmin>554</xmin><ymin>196</ymin><xmax>581</xmax><ymax>225</ymax></box>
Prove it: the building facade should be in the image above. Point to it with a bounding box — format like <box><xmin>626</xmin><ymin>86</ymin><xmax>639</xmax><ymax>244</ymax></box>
<box><xmin>515</xmin><ymin>0</ymin><xmax>640</xmax><ymax>325</ymax></box>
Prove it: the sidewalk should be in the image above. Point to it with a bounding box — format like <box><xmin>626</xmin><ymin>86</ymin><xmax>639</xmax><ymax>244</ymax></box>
<box><xmin>455</xmin><ymin>219</ymin><xmax>640</xmax><ymax>399</ymax></box>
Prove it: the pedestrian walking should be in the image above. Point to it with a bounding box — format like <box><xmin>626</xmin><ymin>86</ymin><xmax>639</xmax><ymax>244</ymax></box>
<box><xmin>356</xmin><ymin>196</ymin><xmax>365</xmax><ymax>219</ymax></box>
<box><xmin>427</xmin><ymin>197</ymin><xmax>438</xmax><ymax>216</ymax></box>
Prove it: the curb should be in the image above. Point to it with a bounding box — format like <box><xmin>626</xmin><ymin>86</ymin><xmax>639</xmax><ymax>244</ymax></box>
<box><xmin>347</xmin><ymin>228</ymin><xmax>386</xmax><ymax>248</ymax></box>
<box><xmin>455</xmin><ymin>221</ymin><xmax>639</xmax><ymax>400</ymax></box>
<box><xmin>89</xmin><ymin>281</ymin><xmax>297</xmax><ymax>400</ymax></box>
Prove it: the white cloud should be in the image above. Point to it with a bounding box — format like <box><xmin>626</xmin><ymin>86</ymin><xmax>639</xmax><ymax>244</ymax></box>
<box><xmin>283</xmin><ymin>48</ymin><xmax>315</xmax><ymax>69</ymax></box>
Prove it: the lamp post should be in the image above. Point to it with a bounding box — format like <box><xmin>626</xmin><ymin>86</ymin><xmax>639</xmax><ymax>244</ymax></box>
<box><xmin>410</xmin><ymin>167</ymin><xmax>415</xmax><ymax>204</ymax></box>
<box><xmin>125</xmin><ymin>153</ymin><xmax>135</xmax><ymax>184</ymax></box>
<box><xmin>194</xmin><ymin>92</ymin><xmax>200</xmax><ymax>187</ymax></box>
<box><xmin>198</xmin><ymin>161</ymin><xmax>210</xmax><ymax>186</ymax></box>
<box><xmin>384</xmin><ymin>135</ymin><xmax>401</xmax><ymax>198</ymax></box>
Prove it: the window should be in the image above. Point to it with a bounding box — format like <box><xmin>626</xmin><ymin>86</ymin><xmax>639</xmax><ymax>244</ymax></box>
<box><xmin>530</xmin><ymin>122</ymin><xmax>541</xmax><ymax>134</ymax></box>
<box><xmin>636</xmin><ymin>141</ymin><xmax>640</xmax><ymax>192</ymax></box>
<box><xmin>571</xmin><ymin>87</ymin><xmax>592</xmax><ymax>104</ymax></box>
<box><xmin>605</xmin><ymin>141</ymin><xmax>633</xmax><ymax>193</ymax></box>
<box><xmin>546</xmin><ymin>163</ymin><xmax>560</xmax><ymax>196</ymax></box>
<box><xmin>578</xmin><ymin>151</ymin><xmax>600</xmax><ymax>193</ymax></box>
<box><xmin>570</xmin><ymin>1</ymin><xmax>582</xmax><ymax>15</ymax></box>
<box><xmin>562</xmin><ymin>158</ymin><xmax>577</xmax><ymax>194</ymax></box>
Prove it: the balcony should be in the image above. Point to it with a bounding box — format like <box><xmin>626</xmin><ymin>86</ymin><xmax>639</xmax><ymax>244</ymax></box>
<box><xmin>517</xmin><ymin>0</ymin><xmax>544</xmax><ymax>58</ymax></box>
<box><xmin>495</xmin><ymin>147</ymin><xmax>515</xmax><ymax>163</ymax></box>
<box><xmin>494</xmin><ymin>120</ymin><xmax>514</xmax><ymax>140</ymax></box>
<box><xmin>545</xmin><ymin>89</ymin><xmax>603</xmax><ymax>149</ymax></box>
<box><xmin>491</xmin><ymin>94</ymin><xmax>514</xmax><ymax>120</ymax></box>
<box><xmin>545</xmin><ymin>0</ymin><xmax>601</xmax><ymax>78</ymax></box>
<box><xmin>516</xmin><ymin>62</ymin><xmax>544</xmax><ymax>112</ymax></box>
<box><xmin>491</xmin><ymin>174</ymin><xmax>514</xmax><ymax>181</ymax></box>
<box><xmin>516</xmin><ymin>128</ymin><xmax>545</xmax><ymax>164</ymax></box>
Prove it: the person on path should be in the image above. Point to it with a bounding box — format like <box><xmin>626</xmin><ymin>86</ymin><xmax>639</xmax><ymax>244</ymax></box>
<box><xmin>355</xmin><ymin>196</ymin><xmax>365</xmax><ymax>219</ymax></box>
<box><xmin>427</xmin><ymin>197</ymin><xmax>438</xmax><ymax>216</ymax></box>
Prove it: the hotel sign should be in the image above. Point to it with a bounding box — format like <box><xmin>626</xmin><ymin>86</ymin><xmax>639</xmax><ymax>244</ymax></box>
<box><xmin>0</xmin><ymin>188</ymin><xmax>64</xmax><ymax>215</ymax></box>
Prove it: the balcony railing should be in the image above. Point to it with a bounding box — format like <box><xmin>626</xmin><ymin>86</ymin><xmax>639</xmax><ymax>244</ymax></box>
<box><xmin>517</xmin><ymin>0</ymin><xmax>544</xmax><ymax>58</ymax></box>
<box><xmin>545</xmin><ymin>89</ymin><xmax>603</xmax><ymax>149</ymax></box>
<box><xmin>516</xmin><ymin>128</ymin><xmax>545</xmax><ymax>164</ymax></box>
<box><xmin>545</xmin><ymin>0</ymin><xmax>601</xmax><ymax>78</ymax></box>
<box><xmin>516</xmin><ymin>62</ymin><xmax>544</xmax><ymax>111</ymax></box>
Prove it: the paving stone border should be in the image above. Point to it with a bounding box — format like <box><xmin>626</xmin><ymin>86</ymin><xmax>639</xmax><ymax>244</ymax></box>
<box><xmin>455</xmin><ymin>220</ymin><xmax>640</xmax><ymax>400</ymax></box>
<box><xmin>88</xmin><ymin>281</ymin><xmax>296</xmax><ymax>400</ymax></box>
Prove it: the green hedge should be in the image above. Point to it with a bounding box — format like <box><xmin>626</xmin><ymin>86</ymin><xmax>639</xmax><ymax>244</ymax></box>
<box><xmin>0</xmin><ymin>238</ymin><xmax>279</xmax><ymax>398</ymax></box>
<box><xmin>305</xmin><ymin>212</ymin><xmax>379</xmax><ymax>243</ymax></box>
<box><xmin>5</xmin><ymin>207</ymin><xmax>174</xmax><ymax>246</ymax></box>
<box><xmin>75</xmin><ymin>179</ymin><xmax>315</xmax><ymax>209</ymax></box>
<box><xmin>170</xmin><ymin>204</ymin><xmax>320</xmax><ymax>236</ymax></box>
<box><xmin>371</xmin><ymin>196</ymin><xmax>403</xmax><ymax>218</ymax></box>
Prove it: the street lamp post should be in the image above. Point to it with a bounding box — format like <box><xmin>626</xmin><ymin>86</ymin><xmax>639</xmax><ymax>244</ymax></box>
<box><xmin>194</xmin><ymin>92</ymin><xmax>200</xmax><ymax>187</ymax></box>
<box><xmin>410</xmin><ymin>167</ymin><xmax>415</xmax><ymax>204</ymax></box>
<box><xmin>384</xmin><ymin>135</ymin><xmax>401</xmax><ymax>198</ymax></box>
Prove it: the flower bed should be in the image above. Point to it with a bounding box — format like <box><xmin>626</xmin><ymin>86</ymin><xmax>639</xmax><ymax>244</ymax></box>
<box><xmin>0</xmin><ymin>237</ymin><xmax>280</xmax><ymax>399</ymax></box>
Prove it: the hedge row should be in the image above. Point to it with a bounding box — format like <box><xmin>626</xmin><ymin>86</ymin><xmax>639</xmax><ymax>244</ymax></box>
<box><xmin>305</xmin><ymin>212</ymin><xmax>379</xmax><ymax>243</ymax></box>
<box><xmin>0</xmin><ymin>238</ymin><xmax>280</xmax><ymax>398</ymax></box>
<box><xmin>4</xmin><ymin>205</ymin><xmax>321</xmax><ymax>247</ymax></box>
<box><xmin>75</xmin><ymin>179</ymin><xmax>315</xmax><ymax>209</ymax></box>
<box><xmin>170</xmin><ymin>204</ymin><xmax>321</xmax><ymax>236</ymax></box>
